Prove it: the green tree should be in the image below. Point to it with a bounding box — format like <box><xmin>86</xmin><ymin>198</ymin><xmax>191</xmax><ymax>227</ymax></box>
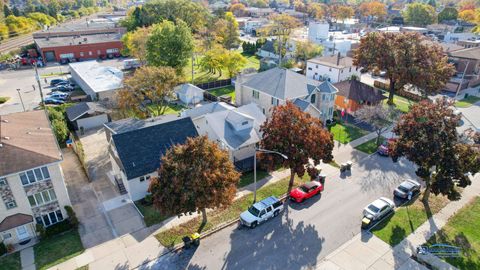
<box><xmin>390</xmin><ymin>98</ymin><xmax>480</xmax><ymax>202</ymax></box>
<box><xmin>0</xmin><ymin>23</ymin><xmax>8</xmax><ymax>40</ymax></box>
<box><xmin>222</xmin><ymin>12</ymin><xmax>240</xmax><ymax>49</ymax></box>
<box><xmin>146</xmin><ymin>20</ymin><xmax>194</xmax><ymax>72</ymax></box>
<box><xmin>403</xmin><ymin>2</ymin><xmax>437</xmax><ymax>26</ymax></box>
<box><xmin>199</xmin><ymin>48</ymin><xmax>224</xmax><ymax>76</ymax></box>
<box><xmin>438</xmin><ymin>7</ymin><xmax>458</xmax><ymax>22</ymax></box>
<box><xmin>222</xmin><ymin>50</ymin><xmax>247</xmax><ymax>77</ymax></box>
<box><xmin>121</xmin><ymin>26</ymin><xmax>150</xmax><ymax>63</ymax></box>
<box><xmin>5</xmin><ymin>15</ymin><xmax>39</xmax><ymax>37</ymax></box>
<box><xmin>149</xmin><ymin>136</ymin><xmax>240</xmax><ymax>225</ymax></box>
<box><xmin>260</xmin><ymin>102</ymin><xmax>334</xmax><ymax>193</ymax></box>
<box><xmin>27</xmin><ymin>12</ymin><xmax>57</xmax><ymax>26</ymax></box>
<box><xmin>354</xmin><ymin>32</ymin><xmax>455</xmax><ymax>105</ymax></box>
<box><xmin>294</xmin><ymin>41</ymin><xmax>323</xmax><ymax>70</ymax></box>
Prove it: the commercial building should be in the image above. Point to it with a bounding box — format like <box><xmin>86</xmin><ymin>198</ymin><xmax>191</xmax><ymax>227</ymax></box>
<box><xmin>69</xmin><ymin>61</ymin><xmax>123</xmax><ymax>103</ymax></box>
<box><xmin>0</xmin><ymin>111</ymin><xmax>71</xmax><ymax>246</ymax></box>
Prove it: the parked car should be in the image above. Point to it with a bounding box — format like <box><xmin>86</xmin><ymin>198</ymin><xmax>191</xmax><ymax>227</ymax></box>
<box><xmin>239</xmin><ymin>196</ymin><xmax>284</xmax><ymax>229</ymax></box>
<box><xmin>394</xmin><ymin>179</ymin><xmax>421</xmax><ymax>199</ymax></box>
<box><xmin>50</xmin><ymin>79</ymin><xmax>68</xmax><ymax>86</ymax></box>
<box><xmin>377</xmin><ymin>138</ymin><xmax>396</xmax><ymax>156</ymax></box>
<box><xmin>53</xmin><ymin>85</ymin><xmax>75</xmax><ymax>92</ymax></box>
<box><xmin>44</xmin><ymin>97</ymin><xmax>65</xmax><ymax>105</ymax></box>
<box><xmin>290</xmin><ymin>181</ymin><xmax>323</xmax><ymax>203</ymax></box>
<box><xmin>48</xmin><ymin>92</ymin><xmax>69</xmax><ymax>101</ymax></box>
<box><xmin>363</xmin><ymin>197</ymin><xmax>394</xmax><ymax>222</ymax></box>
<box><xmin>55</xmin><ymin>81</ymin><xmax>75</xmax><ymax>87</ymax></box>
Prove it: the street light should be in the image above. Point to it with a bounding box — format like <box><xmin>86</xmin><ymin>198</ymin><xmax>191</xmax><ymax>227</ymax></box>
<box><xmin>253</xmin><ymin>148</ymin><xmax>288</xmax><ymax>203</ymax></box>
<box><xmin>16</xmin><ymin>89</ymin><xmax>25</xmax><ymax>112</ymax></box>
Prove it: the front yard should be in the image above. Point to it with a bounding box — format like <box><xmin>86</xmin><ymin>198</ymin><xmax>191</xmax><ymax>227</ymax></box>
<box><xmin>329</xmin><ymin>122</ymin><xmax>369</xmax><ymax>144</ymax></box>
<box><xmin>208</xmin><ymin>86</ymin><xmax>235</xmax><ymax>103</ymax></box>
<box><xmin>155</xmin><ymin>173</ymin><xmax>309</xmax><ymax>247</ymax></box>
<box><xmin>371</xmin><ymin>193</ymin><xmax>450</xmax><ymax>247</ymax></box>
<box><xmin>0</xmin><ymin>252</ymin><xmax>21</xmax><ymax>270</ymax></box>
<box><xmin>34</xmin><ymin>230</ymin><xmax>84</xmax><ymax>270</ymax></box>
<box><xmin>455</xmin><ymin>95</ymin><xmax>480</xmax><ymax>108</ymax></box>
<box><xmin>354</xmin><ymin>137</ymin><xmax>386</xmax><ymax>154</ymax></box>
<box><xmin>427</xmin><ymin>196</ymin><xmax>480</xmax><ymax>269</ymax></box>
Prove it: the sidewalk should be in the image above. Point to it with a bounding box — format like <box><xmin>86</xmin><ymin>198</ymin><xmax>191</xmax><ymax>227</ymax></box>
<box><xmin>315</xmin><ymin>173</ymin><xmax>480</xmax><ymax>270</ymax></box>
<box><xmin>50</xmin><ymin>163</ymin><xmax>338</xmax><ymax>270</ymax></box>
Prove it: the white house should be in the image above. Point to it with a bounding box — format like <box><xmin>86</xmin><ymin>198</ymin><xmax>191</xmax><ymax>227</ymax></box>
<box><xmin>308</xmin><ymin>21</ymin><xmax>330</xmax><ymax>43</ymax></box>
<box><xmin>175</xmin><ymin>83</ymin><xmax>204</xmax><ymax>106</ymax></box>
<box><xmin>0</xmin><ymin>111</ymin><xmax>72</xmax><ymax>246</ymax></box>
<box><xmin>235</xmin><ymin>67</ymin><xmax>338</xmax><ymax>124</ymax></box>
<box><xmin>306</xmin><ymin>54</ymin><xmax>360</xmax><ymax>83</ymax></box>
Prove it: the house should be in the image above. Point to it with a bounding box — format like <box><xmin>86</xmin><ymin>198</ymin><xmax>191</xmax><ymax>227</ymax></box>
<box><xmin>333</xmin><ymin>79</ymin><xmax>386</xmax><ymax>113</ymax></box>
<box><xmin>246</xmin><ymin>7</ymin><xmax>275</xmax><ymax>18</ymax></box>
<box><xmin>244</xmin><ymin>18</ymin><xmax>269</xmax><ymax>35</ymax></box>
<box><xmin>66</xmin><ymin>102</ymin><xmax>110</xmax><ymax>132</ymax></box>
<box><xmin>175</xmin><ymin>83</ymin><xmax>204</xmax><ymax>106</ymax></box>
<box><xmin>69</xmin><ymin>61</ymin><xmax>123</xmax><ymax>103</ymax></box>
<box><xmin>444</xmin><ymin>47</ymin><xmax>480</xmax><ymax>92</ymax></box>
<box><xmin>308</xmin><ymin>21</ymin><xmax>330</xmax><ymax>43</ymax></box>
<box><xmin>306</xmin><ymin>54</ymin><xmax>361</xmax><ymax>83</ymax></box>
<box><xmin>257</xmin><ymin>40</ymin><xmax>280</xmax><ymax>60</ymax></box>
<box><xmin>0</xmin><ymin>111</ymin><xmax>72</xmax><ymax>246</ymax></box>
<box><xmin>183</xmin><ymin>102</ymin><xmax>266</xmax><ymax>171</ymax></box>
<box><xmin>104</xmin><ymin>115</ymin><xmax>198</xmax><ymax>201</ymax></box>
<box><xmin>235</xmin><ymin>67</ymin><xmax>338</xmax><ymax>124</ymax></box>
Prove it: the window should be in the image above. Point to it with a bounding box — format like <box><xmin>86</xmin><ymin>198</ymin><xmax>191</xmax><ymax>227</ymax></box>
<box><xmin>322</xmin><ymin>94</ymin><xmax>326</xmax><ymax>101</ymax></box>
<box><xmin>308</xmin><ymin>67</ymin><xmax>312</xmax><ymax>70</ymax></box>
<box><xmin>328</xmin><ymin>107</ymin><xmax>333</xmax><ymax>116</ymax></box>
<box><xmin>79</xmin><ymin>52</ymin><xmax>84</xmax><ymax>57</ymax></box>
<box><xmin>329</xmin><ymin>68</ymin><xmax>332</xmax><ymax>72</ymax></box>
<box><xmin>5</xmin><ymin>201</ymin><xmax>16</xmax><ymax>209</ymax></box>
<box><xmin>242</xmin><ymin>121</ymin><xmax>249</xmax><ymax>126</ymax></box>
<box><xmin>349</xmin><ymin>67</ymin><xmax>352</xmax><ymax>72</ymax></box>
<box><xmin>106</xmin><ymin>48</ymin><xmax>119</xmax><ymax>53</ymax></box>
<box><xmin>310</xmin><ymin>94</ymin><xmax>316</xmax><ymax>104</ymax></box>
<box><xmin>262</xmin><ymin>108</ymin><xmax>266</xmax><ymax>114</ymax></box>
<box><xmin>97</xmin><ymin>50</ymin><xmax>101</xmax><ymax>55</ymax></box>
<box><xmin>252</xmin><ymin>90</ymin><xmax>260</xmax><ymax>99</ymax></box>
<box><xmin>59</xmin><ymin>53</ymin><xmax>74</xmax><ymax>59</ymax></box>
<box><xmin>341</xmin><ymin>69</ymin><xmax>343</xmax><ymax>73</ymax></box>
<box><xmin>0</xmin><ymin>178</ymin><xmax>6</xmax><ymax>186</ymax></box>
<box><xmin>140</xmin><ymin>175</ymin><xmax>151</xmax><ymax>182</ymax></box>
<box><xmin>28</xmin><ymin>189</ymin><xmax>57</xmax><ymax>207</ymax></box>
<box><xmin>36</xmin><ymin>210</ymin><xmax>63</xmax><ymax>227</ymax></box>
<box><xmin>2</xmin><ymin>233</ymin><xmax>11</xmax><ymax>239</ymax></box>
<box><xmin>20</xmin><ymin>167</ymin><xmax>50</xmax><ymax>186</ymax></box>
<box><xmin>316</xmin><ymin>65</ymin><xmax>318</xmax><ymax>68</ymax></box>
<box><xmin>89</xmin><ymin>51</ymin><xmax>92</xmax><ymax>56</ymax></box>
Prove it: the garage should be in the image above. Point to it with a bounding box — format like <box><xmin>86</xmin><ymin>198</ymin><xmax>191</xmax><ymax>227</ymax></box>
<box><xmin>66</xmin><ymin>102</ymin><xmax>110</xmax><ymax>133</ymax></box>
<box><xmin>76</xmin><ymin>114</ymin><xmax>109</xmax><ymax>131</ymax></box>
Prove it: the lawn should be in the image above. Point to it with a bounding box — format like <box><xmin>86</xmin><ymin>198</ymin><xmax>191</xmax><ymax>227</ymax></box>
<box><xmin>238</xmin><ymin>169</ymin><xmax>270</xmax><ymax>188</ymax></box>
<box><xmin>328</xmin><ymin>122</ymin><xmax>369</xmax><ymax>144</ymax></box>
<box><xmin>0</xmin><ymin>252</ymin><xmax>21</xmax><ymax>270</ymax></box>
<box><xmin>34</xmin><ymin>230</ymin><xmax>85</xmax><ymax>270</ymax></box>
<box><xmin>382</xmin><ymin>94</ymin><xmax>414</xmax><ymax>113</ymax></box>
<box><xmin>0</xmin><ymin>96</ymin><xmax>10</xmax><ymax>104</ymax></box>
<box><xmin>208</xmin><ymin>86</ymin><xmax>235</xmax><ymax>103</ymax></box>
<box><xmin>135</xmin><ymin>201</ymin><xmax>169</xmax><ymax>227</ymax></box>
<box><xmin>427</xmin><ymin>196</ymin><xmax>480</xmax><ymax>269</ymax></box>
<box><xmin>155</xmin><ymin>173</ymin><xmax>310</xmax><ymax>247</ymax></box>
<box><xmin>354</xmin><ymin>136</ymin><xmax>386</xmax><ymax>154</ymax></box>
<box><xmin>455</xmin><ymin>95</ymin><xmax>480</xmax><ymax>108</ymax></box>
<box><xmin>243</xmin><ymin>53</ymin><xmax>261</xmax><ymax>70</ymax></box>
<box><xmin>147</xmin><ymin>103</ymin><xmax>187</xmax><ymax>116</ymax></box>
<box><xmin>371</xmin><ymin>193</ymin><xmax>450</xmax><ymax>247</ymax></box>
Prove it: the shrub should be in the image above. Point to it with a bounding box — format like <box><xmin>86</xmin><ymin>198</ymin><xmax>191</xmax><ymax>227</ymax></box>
<box><xmin>65</xmin><ymin>205</ymin><xmax>79</xmax><ymax>229</ymax></box>
<box><xmin>0</xmin><ymin>241</ymin><xmax>6</xmax><ymax>256</ymax></box>
<box><xmin>36</xmin><ymin>223</ymin><xmax>46</xmax><ymax>239</ymax></box>
<box><xmin>6</xmin><ymin>244</ymin><xmax>14</xmax><ymax>253</ymax></box>
<box><xmin>143</xmin><ymin>194</ymin><xmax>153</xmax><ymax>205</ymax></box>
<box><xmin>45</xmin><ymin>220</ymin><xmax>72</xmax><ymax>237</ymax></box>
<box><xmin>0</xmin><ymin>97</ymin><xmax>9</xmax><ymax>104</ymax></box>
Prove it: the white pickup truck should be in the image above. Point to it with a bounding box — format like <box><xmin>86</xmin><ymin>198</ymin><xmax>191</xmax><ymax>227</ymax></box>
<box><xmin>239</xmin><ymin>196</ymin><xmax>284</xmax><ymax>229</ymax></box>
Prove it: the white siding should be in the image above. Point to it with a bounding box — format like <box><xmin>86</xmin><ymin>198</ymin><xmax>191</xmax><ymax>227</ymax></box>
<box><xmin>76</xmin><ymin>114</ymin><xmax>108</xmax><ymax>130</ymax></box>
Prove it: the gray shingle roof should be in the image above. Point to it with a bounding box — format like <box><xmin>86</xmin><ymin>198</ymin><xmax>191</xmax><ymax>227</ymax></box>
<box><xmin>242</xmin><ymin>67</ymin><xmax>321</xmax><ymax>100</ymax></box>
<box><xmin>104</xmin><ymin>114</ymin><xmax>180</xmax><ymax>135</ymax></box>
<box><xmin>181</xmin><ymin>102</ymin><xmax>234</xmax><ymax>120</ymax></box>
<box><xmin>293</xmin><ymin>98</ymin><xmax>310</xmax><ymax>111</ymax></box>
<box><xmin>260</xmin><ymin>40</ymin><xmax>276</xmax><ymax>53</ymax></box>
<box><xmin>318</xmin><ymin>81</ymin><xmax>339</xmax><ymax>94</ymax></box>
<box><xmin>111</xmin><ymin>117</ymin><xmax>198</xmax><ymax>180</ymax></box>
<box><xmin>175</xmin><ymin>83</ymin><xmax>204</xmax><ymax>95</ymax></box>
<box><xmin>333</xmin><ymin>79</ymin><xmax>386</xmax><ymax>103</ymax></box>
<box><xmin>66</xmin><ymin>102</ymin><xmax>109</xmax><ymax>121</ymax></box>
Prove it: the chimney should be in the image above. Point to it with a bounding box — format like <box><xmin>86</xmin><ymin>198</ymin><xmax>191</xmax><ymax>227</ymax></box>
<box><xmin>336</xmin><ymin>52</ymin><xmax>341</xmax><ymax>66</ymax></box>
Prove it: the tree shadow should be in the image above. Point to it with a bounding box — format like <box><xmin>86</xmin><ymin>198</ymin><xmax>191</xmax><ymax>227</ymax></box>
<box><xmin>222</xmin><ymin>208</ymin><xmax>325</xmax><ymax>270</ymax></box>
<box><xmin>427</xmin><ymin>231</ymin><xmax>478</xmax><ymax>269</ymax></box>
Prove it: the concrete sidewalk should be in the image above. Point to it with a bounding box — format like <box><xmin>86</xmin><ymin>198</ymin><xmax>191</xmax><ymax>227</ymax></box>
<box><xmin>315</xmin><ymin>173</ymin><xmax>480</xmax><ymax>270</ymax></box>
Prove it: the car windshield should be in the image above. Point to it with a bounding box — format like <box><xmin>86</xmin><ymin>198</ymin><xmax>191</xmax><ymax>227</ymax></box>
<box><xmin>398</xmin><ymin>185</ymin><xmax>410</xmax><ymax>193</ymax></box>
<box><xmin>299</xmin><ymin>185</ymin><xmax>309</xmax><ymax>193</ymax></box>
<box><xmin>248</xmin><ymin>206</ymin><xmax>261</xmax><ymax>217</ymax></box>
<box><xmin>368</xmin><ymin>204</ymin><xmax>380</xmax><ymax>213</ymax></box>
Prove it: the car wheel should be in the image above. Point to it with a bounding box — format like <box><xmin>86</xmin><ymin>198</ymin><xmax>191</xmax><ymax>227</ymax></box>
<box><xmin>273</xmin><ymin>210</ymin><xmax>279</xmax><ymax>217</ymax></box>
<box><xmin>250</xmin><ymin>222</ymin><xmax>257</xmax><ymax>229</ymax></box>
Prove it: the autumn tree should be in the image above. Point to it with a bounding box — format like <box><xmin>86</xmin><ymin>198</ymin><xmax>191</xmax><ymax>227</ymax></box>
<box><xmin>149</xmin><ymin>136</ymin><xmax>240</xmax><ymax>225</ymax></box>
<box><xmin>117</xmin><ymin>66</ymin><xmax>180</xmax><ymax>118</ymax></box>
<box><xmin>359</xmin><ymin>1</ymin><xmax>387</xmax><ymax>21</ymax></box>
<box><xmin>332</xmin><ymin>5</ymin><xmax>354</xmax><ymax>23</ymax></box>
<box><xmin>306</xmin><ymin>3</ymin><xmax>325</xmax><ymax>19</ymax></box>
<box><xmin>260</xmin><ymin>102</ymin><xmax>334</xmax><ymax>193</ymax></box>
<box><xmin>146</xmin><ymin>20</ymin><xmax>194</xmax><ymax>72</ymax></box>
<box><xmin>390</xmin><ymin>98</ymin><xmax>480</xmax><ymax>202</ymax></box>
<box><xmin>458</xmin><ymin>0</ymin><xmax>477</xmax><ymax>12</ymax></box>
<box><xmin>438</xmin><ymin>7</ymin><xmax>458</xmax><ymax>22</ymax></box>
<box><xmin>223</xmin><ymin>50</ymin><xmax>247</xmax><ymax>77</ymax></box>
<box><xmin>199</xmin><ymin>47</ymin><xmax>247</xmax><ymax>77</ymax></box>
<box><xmin>355</xmin><ymin>104</ymin><xmax>400</xmax><ymax>146</ymax></box>
<box><xmin>230</xmin><ymin>3</ymin><xmax>247</xmax><ymax>17</ymax></box>
<box><xmin>459</xmin><ymin>9</ymin><xmax>476</xmax><ymax>22</ymax></box>
<box><xmin>354</xmin><ymin>32</ymin><xmax>455</xmax><ymax>105</ymax></box>
<box><xmin>294</xmin><ymin>41</ymin><xmax>323</xmax><ymax>70</ymax></box>
<box><xmin>403</xmin><ymin>2</ymin><xmax>437</xmax><ymax>26</ymax></box>
<box><xmin>214</xmin><ymin>12</ymin><xmax>240</xmax><ymax>49</ymax></box>
<box><xmin>121</xmin><ymin>27</ymin><xmax>150</xmax><ymax>63</ymax></box>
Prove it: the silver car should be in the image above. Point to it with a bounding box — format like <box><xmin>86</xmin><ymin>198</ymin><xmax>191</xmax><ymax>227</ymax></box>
<box><xmin>394</xmin><ymin>179</ymin><xmax>421</xmax><ymax>199</ymax></box>
<box><xmin>363</xmin><ymin>197</ymin><xmax>395</xmax><ymax>221</ymax></box>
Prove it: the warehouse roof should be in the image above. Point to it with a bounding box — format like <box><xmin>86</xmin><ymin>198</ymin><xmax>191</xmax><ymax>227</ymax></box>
<box><xmin>69</xmin><ymin>61</ymin><xmax>123</xmax><ymax>93</ymax></box>
<box><xmin>35</xmin><ymin>33</ymin><xmax>122</xmax><ymax>48</ymax></box>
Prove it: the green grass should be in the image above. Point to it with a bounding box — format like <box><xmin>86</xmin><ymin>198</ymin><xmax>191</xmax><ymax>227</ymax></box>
<box><xmin>456</xmin><ymin>95</ymin><xmax>480</xmax><ymax>108</ymax></box>
<box><xmin>328</xmin><ymin>122</ymin><xmax>369</xmax><ymax>144</ymax></box>
<box><xmin>371</xmin><ymin>193</ymin><xmax>450</xmax><ymax>247</ymax></box>
<box><xmin>328</xmin><ymin>160</ymin><xmax>341</xmax><ymax>168</ymax></box>
<box><xmin>147</xmin><ymin>103</ymin><xmax>187</xmax><ymax>116</ymax></box>
<box><xmin>382</xmin><ymin>94</ymin><xmax>414</xmax><ymax>113</ymax></box>
<box><xmin>0</xmin><ymin>252</ymin><xmax>21</xmax><ymax>270</ymax></box>
<box><xmin>34</xmin><ymin>230</ymin><xmax>85</xmax><ymax>270</ymax></box>
<box><xmin>243</xmin><ymin>53</ymin><xmax>261</xmax><ymax>70</ymax></box>
<box><xmin>238</xmin><ymin>169</ymin><xmax>270</xmax><ymax>188</ymax></box>
<box><xmin>0</xmin><ymin>97</ymin><xmax>10</xmax><ymax>104</ymax></box>
<box><xmin>427</xmin><ymin>196</ymin><xmax>480</xmax><ymax>269</ymax></box>
<box><xmin>76</xmin><ymin>266</ymin><xmax>89</xmax><ymax>270</ymax></box>
<box><xmin>354</xmin><ymin>136</ymin><xmax>386</xmax><ymax>154</ymax></box>
<box><xmin>208</xmin><ymin>86</ymin><xmax>235</xmax><ymax>103</ymax></box>
<box><xmin>40</xmin><ymin>72</ymin><xmax>69</xmax><ymax>78</ymax></box>
<box><xmin>135</xmin><ymin>201</ymin><xmax>169</xmax><ymax>227</ymax></box>
<box><xmin>155</xmin><ymin>174</ymin><xmax>310</xmax><ymax>247</ymax></box>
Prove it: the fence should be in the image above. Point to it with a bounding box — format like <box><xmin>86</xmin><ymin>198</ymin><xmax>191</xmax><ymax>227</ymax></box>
<box><xmin>195</xmin><ymin>78</ymin><xmax>232</xmax><ymax>90</ymax></box>
<box><xmin>68</xmin><ymin>133</ymin><xmax>90</xmax><ymax>180</ymax></box>
<box><xmin>374</xmin><ymin>80</ymin><xmax>426</xmax><ymax>102</ymax></box>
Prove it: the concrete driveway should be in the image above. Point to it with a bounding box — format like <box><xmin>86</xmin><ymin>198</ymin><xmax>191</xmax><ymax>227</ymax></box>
<box><xmin>147</xmin><ymin>153</ymin><xmax>418</xmax><ymax>270</ymax></box>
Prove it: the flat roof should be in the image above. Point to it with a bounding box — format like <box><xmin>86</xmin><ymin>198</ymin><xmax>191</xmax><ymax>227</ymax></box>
<box><xmin>35</xmin><ymin>33</ymin><xmax>122</xmax><ymax>49</ymax></box>
<box><xmin>69</xmin><ymin>61</ymin><xmax>123</xmax><ymax>93</ymax></box>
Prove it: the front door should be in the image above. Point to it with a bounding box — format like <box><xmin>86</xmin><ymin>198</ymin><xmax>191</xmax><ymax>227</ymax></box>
<box><xmin>16</xmin><ymin>225</ymin><xmax>29</xmax><ymax>241</ymax></box>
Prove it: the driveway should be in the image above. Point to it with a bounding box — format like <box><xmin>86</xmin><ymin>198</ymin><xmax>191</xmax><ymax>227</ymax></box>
<box><xmin>147</xmin><ymin>153</ymin><xmax>418</xmax><ymax>270</ymax></box>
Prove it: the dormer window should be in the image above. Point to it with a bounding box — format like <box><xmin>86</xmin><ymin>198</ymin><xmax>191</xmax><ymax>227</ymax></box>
<box><xmin>310</xmin><ymin>94</ymin><xmax>316</xmax><ymax>104</ymax></box>
<box><xmin>242</xmin><ymin>121</ymin><xmax>249</xmax><ymax>126</ymax></box>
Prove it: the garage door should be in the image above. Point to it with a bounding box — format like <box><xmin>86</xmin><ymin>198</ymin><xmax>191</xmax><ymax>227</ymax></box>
<box><xmin>44</xmin><ymin>51</ymin><xmax>56</xmax><ymax>62</ymax></box>
<box><xmin>77</xmin><ymin>114</ymin><xmax>108</xmax><ymax>131</ymax></box>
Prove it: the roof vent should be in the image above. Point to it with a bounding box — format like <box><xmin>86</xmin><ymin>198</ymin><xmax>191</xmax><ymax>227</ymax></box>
<box><xmin>26</xmin><ymin>132</ymin><xmax>31</xmax><ymax>135</ymax></box>
<box><xmin>3</xmin><ymin>136</ymin><xmax>10</xmax><ymax>140</ymax></box>
<box><xmin>0</xmin><ymin>143</ymin><xmax>3</xmax><ymax>148</ymax></box>
<box><xmin>2</xmin><ymin>119</ymin><xmax>8</xmax><ymax>123</ymax></box>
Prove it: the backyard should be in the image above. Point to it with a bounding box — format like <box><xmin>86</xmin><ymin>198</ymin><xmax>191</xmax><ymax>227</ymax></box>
<box><xmin>34</xmin><ymin>230</ymin><xmax>84</xmax><ymax>270</ymax></box>
<box><xmin>382</xmin><ymin>95</ymin><xmax>414</xmax><ymax>113</ymax></box>
<box><xmin>354</xmin><ymin>137</ymin><xmax>386</xmax><ymax>155</ymax></box>
<box><xmin>208</xmin><ymin>86</ymin><xmax>235</xmax><ymax>103</ymax></box>
<box><xmin>455</xmin><ymin>95</ymin><xmax>480</xmax><ymax>108</ymax></box>
<box><xmin>328</xmin><ymin>122</ymin><xmax>369</xmax><ymax>144</ymax></box>
<box><xmin>371</xmin><ymin>192</ymin><xmax>450</xmax><ymax>247</ymax></box>
<box><xmin>427</xmin><ymin>196</ymin><xmax>480</xmax><ymax>269</ymax></box>
<box><xmin>0</xmin><ymin>252</ymin><xmax>21</xmax><ymax>270</ymax></box>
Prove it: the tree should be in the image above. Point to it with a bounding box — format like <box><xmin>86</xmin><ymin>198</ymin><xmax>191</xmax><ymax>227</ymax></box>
<box><xmin>146</xmin><ymin>20</ymin><xmax>194</xmax><ymax>72</ymax></box>
<box><xmin>359</xmin><ymin>1</ymin><xmax>387</xmax><ymax>21</ymax></box>
<box><xmin>121</xmin><ymin>27</ymin><xmax>150</xmax><ymax>63</ymax></box>
<box><xmin>438</xmin><ymin>7</ymin><xmax>458</xmax><ymax>22</ymax></box>
<box><xmin>149</xmin><ymin>136</ymin><xmax>240</xmax><ymax>225</ymax></box>
<box><xmin>353</xmin><ymin>32</ymin><xmax>455</xmax><ymax>105</ymax></box>
<box><xmin>294</xmin><ymin>41</ymin><xmax>323</xmax><ymax>70</ymax></box>
<box><xmin>260</xmin><ymin>102</ymin><xmax>334</xmax><ymax>193</ymax></box>
<box><xmin>390</xmin><ymin>98</ymin><xmax>480</xmax><ymax>202</ymax></box>
<box><xmin>459</xmin><ymin>9</ymin><xmax>476</xmax><ymax>22</ymax></box>
<box><xmin>117</xmin><ymin>66</ymin><xmax>180</xmax><ymax>118</ymax></box>
<box><xmin>458</xmin><ymin>0</ymin><xmax>477</xmax><ymax>12</ymax></box>
<box><xmin>332</xmin><ymin>5</ymin><xmax>354</xmax><ymax>23</ymax></box>
<box><xmin>355</xmin><ymin>104</ymin><xmax>399</xmax><ymax>146</ymax></box>
<box><xmin>199</xmin><ymin>48</ymin><xmax>224</xmax><ymax>76</ymax></box>
<box><xmin>222</xmin><ymin>50</ymin><xmax>247</xmax><ymax>77</ymax></box>
<box><xmin>214</xmin><ymin>12</ymin><xmax>240</xmax><ymax>49</ymax></box>
<box><xmin>229</xmin><ymin>3</ymin><xmax>247</xmax><ymax>17</ymax></box>
<box><xmin>307</xmin><ymin>3</ymin><xmax>325</xmax><ymax>19</ymax></box>
<box><xmin>403</xmin><ymin>3</ymin><xmax>437</xmax><ymax>26</ymax></box>
<box><xmin>0</xmin><ymin>23</ymin><xmax>8</xmax><ymax>41</ymax></box>
<box><xmin>27</xmin><ymin>12</ymin><xmax>57</xmax><ymax>26</ymax></box>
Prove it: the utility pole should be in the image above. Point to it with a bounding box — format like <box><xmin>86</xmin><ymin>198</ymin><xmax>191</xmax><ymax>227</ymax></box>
<box><xmin>16</xmin><ymin>89</ymin><xmax>25</xmax><ymax>112</ymax></box>
<box><xmin>191</xmin><ymin>53</ymin><xmax>195</xmax><ymax>84</ymax></box>
<box><xmin>34</xmin><ymin>62</ymin><xmax>45</xmax><ymax>107</ymax></box>
<box><xmin>455</xmin><ymin>60</ymin><xmax>469</xmax><ymax>100</ymax></box>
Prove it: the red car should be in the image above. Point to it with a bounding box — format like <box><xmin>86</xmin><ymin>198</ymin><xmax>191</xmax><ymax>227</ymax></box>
<box><xmin>290</xmin><ymin>181</ymin><xmax>323</xmax><ymax>203</ymax></box>
<box><xmin>377</xmin><ymin>138</ymin><xmax>396</xmax><ymax>156</ymax></box>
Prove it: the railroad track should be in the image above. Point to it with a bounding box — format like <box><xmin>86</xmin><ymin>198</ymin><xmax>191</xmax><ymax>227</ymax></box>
<box><xmin>0</xmin><ymin>35</ymin><xmax>34</xmax><ymax>54</ymax></box>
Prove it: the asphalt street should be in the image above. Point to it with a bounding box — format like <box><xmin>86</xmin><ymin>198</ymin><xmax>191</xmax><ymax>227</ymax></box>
<box><xmin>144</xmin><ymin>154</ymin><xmax>418</xmax><ymax>270</ymax></box>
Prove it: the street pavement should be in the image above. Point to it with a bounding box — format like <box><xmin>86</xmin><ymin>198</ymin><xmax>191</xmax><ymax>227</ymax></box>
<box><xmin>143</xmin><ymin>154</ymin><xmax>417</xmax><ymax>270</ymax></box>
